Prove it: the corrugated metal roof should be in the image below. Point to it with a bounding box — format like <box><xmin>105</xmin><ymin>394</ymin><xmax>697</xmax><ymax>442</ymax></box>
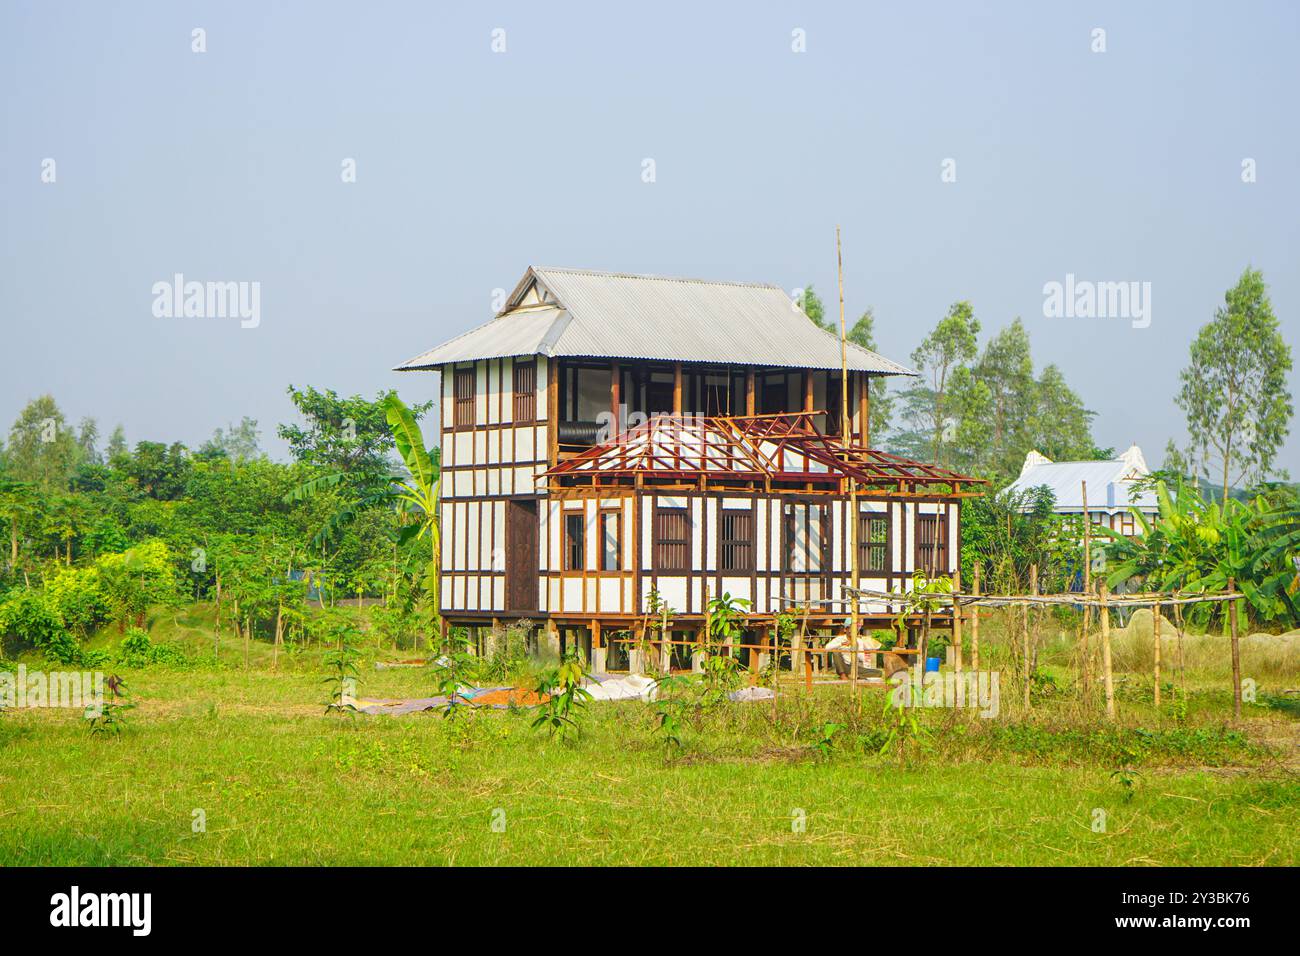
<box><xmin>1005</xmin><ymin>449</ymin><xmax>1158</xmax><ymax>512</ymax></box>
<box><xmin>395</xmin><ymin>266</ymin><xmax>916</xmax><ymax>375</ymax></box>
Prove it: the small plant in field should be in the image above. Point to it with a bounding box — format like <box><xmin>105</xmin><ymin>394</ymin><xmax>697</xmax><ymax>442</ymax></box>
<box><xmin>435</xmin><ymin>650</ymin><xmax>477</xmax><ymax>720</ymax></box>
<box><xmin>701</xmin><ymin>592</ymin><xmax>749</xmax><ymax>704</ymax></box>
<box><xmin>879</xmin><ymin>676</ymin><xmax>930</xmax><ymax>764</ymax></box>
<box><xmin>322</xmin><ymin>616</ymin><xmax>362</xmax><ymax>716</ymax></box>
<box><xmin>1110</xmin><ymin>766</ymin><xmax>1142</xmax><ymax>802</ymax></box>
<box><xmin>652</xmin><ymin>673</ymin><xmax>692</xmax><ymax>750</ymax></box>
<box><xmin>643</xmin><ymin>587</ymin><xmax>674</xmax><ymax>674</ymax></box>
<box><xmin>532</xmin><ymin>649</ymin><xmax>592</xmax><ymax>741</ymax></box>
<box><xmin>87</xmin><ymin>674</ymin><xmax>134</xmax><ymax>735</ymax></box>
<box><xmin>814</xmin><ymin>721</ymin><xmax>843</xmax><ymax>759</ymax></box>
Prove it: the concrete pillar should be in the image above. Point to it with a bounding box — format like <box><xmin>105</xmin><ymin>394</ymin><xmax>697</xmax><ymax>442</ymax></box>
<box><xmin>544</xmin><ymin>619</ymin><xmax>561</xmax><ymax>660</ymax></box>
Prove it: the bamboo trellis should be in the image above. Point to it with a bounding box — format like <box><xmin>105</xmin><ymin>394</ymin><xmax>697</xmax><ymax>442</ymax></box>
<box><xmin>832</xmin><ymin>583</ymin><xmax>1249</xmax><ymax>720</ymax></box>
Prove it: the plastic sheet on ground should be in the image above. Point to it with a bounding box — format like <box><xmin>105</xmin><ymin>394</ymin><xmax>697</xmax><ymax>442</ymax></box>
<box><xmin>728</xmin><ymin>686</ymin><xmax>776</xmax><ymax>702</ymax></box>
<box><xmin>583</xmin><ymin>673</ymin><xmax>659</xmax><ymax>701</ymax></box>
<box><xmin>353</xmin><ymin>685</ymin><xmax>549</xmax><ymax>715</ymax></box>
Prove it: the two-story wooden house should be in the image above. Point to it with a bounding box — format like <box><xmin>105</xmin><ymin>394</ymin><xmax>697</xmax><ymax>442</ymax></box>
<box><xmin>396</xmin><ymin>266</ymin><xmax>977</xmax><ymax>671</ymax></box>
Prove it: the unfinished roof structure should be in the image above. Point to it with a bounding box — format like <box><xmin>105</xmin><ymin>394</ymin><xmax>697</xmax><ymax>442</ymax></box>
<box><xmin>546</xmin><ymin>413</ymin><xmax>980</xmax><ymax>494</ymax></box>
<box><xmin>396</xmin><ymin>266</ymin><xmax>916</xmax><ymax>375</ymax></box>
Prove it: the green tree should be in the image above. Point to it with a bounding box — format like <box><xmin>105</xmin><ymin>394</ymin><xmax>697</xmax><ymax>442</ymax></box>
<box><xmin>972</xmin><ymin>319</ymin><xmax>1035</xmax><ymax>478</ymax></box>
<box><xmin>75</xmin><ymin>417</ymin><xmax>101</xmax><ymax>465</ymax></box>
<box><xmin>1024</xmin><ymin>364</ymin><xmax>1098</xmax><ymax>463</ymax></box>
<box><xmin>846</xmin><ymin>308</ymin><xmax>896</xmax><ymax>444</ymax></box>
<box><xmin>278</xmin><ymin>385</ymin><xmax>431</xmax><ymax>481</ymax></box>
<box><xmin>797</xmin><ymin>285</ymin><xmax>833</xmax><ymax>332</ymax></box>
<box><xmin>896</xmin><ymin>301</ymin><xmax>980</xmax><ymax>466</ymax></box>
<box><xmin>0</xmin><ymin>478</ymin><xmax>38</xmax><ymax>571</ymax></box>
<box><xmin>106</xmin><ymin>425</ymin><xmax>128</xmax><ymax>463</ymax></box>
<box><xmin>120</xmin><ymin>441</ymin><xmax>193</xmax><ymax>500</ymax></box>
<box><xmin>1177</xmin><ymin>268</ymin><xmax>1293</xmax><ymax>491</ymax></box>
<box><xmin>199</xmin><ymin>417</ymin><xmax>263</xmax><ymax>462</ymax></box>
<box><xmin>6</xmin><ymin>395</ymin><xmax>79</xmax><ymax>492</ymax></box>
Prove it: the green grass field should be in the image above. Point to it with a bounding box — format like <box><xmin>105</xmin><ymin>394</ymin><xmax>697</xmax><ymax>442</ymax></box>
<box><xmin>1</xmin><ymin>606</ymin><xmax>1296</xmax><ymax>866</ymax></box>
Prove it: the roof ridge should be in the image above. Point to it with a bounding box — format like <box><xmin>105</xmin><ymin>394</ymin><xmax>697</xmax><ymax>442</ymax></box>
<box><xmin>533</xmin><ymin>265</ymin><xmax>782</xmax><ymax>291</ymax></box>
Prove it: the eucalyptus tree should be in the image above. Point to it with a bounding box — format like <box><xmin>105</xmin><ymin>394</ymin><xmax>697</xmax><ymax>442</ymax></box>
<box><xmin>1177</xmin><ymin>268</ymin><xmax>1292</xmax><ymax>492</ymax></box>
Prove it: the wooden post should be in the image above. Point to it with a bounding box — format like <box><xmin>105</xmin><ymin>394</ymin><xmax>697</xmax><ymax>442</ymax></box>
<box><xmin>745</xmin><ymin>367</ymin><xmax>755</xmax><ymax>416</ymax></box>
<box><xmin>1174</xmin><ymin>602</ymin><xmax>1187</xmax><ymax>701</ymax></box>
<box><xmin>1081</xmin><ymin>480</ymin><xmax>1092</xmax><ymax>696</ymax></box>
<box><xmin>803</xmin><ymin>370</ymin><xmax>814</xmax><ymax>414</ymax></box>
<box><xmin>970</xmin><ymin>564</ymin><xmax>980</xmax><ymax>671</ymax></box>
<box><xmin>859</xmin><ymin>372</ymin><xmax>870</xmax><ymax>447</ymax></box>
<box><xmin>1022</xmin><ymin>565</ymin><xmax>1035</xmax><ymax>709</ymax></box>
<box><xmin>672</xmin><ymin>362</ymin><xmax>682</xmax><ymax>415</ymax></box>
<box><xmin>798</xmin><ymin>604</ymin><xmax>811</xmax><ymax>692</ymax></box>
<box><xmin>610</xmin><ymin>361</ymin><xmax>620</xmax><ymax>438</ymax></box>
<box><xmin>1100</xmin><ymin>583</ymin><xmax>1115</xmax><ymax>720</ymax></box>
<box><xmin>547</xmin><ymin>358</ymin><xmax>560</xmax><ymax>468</ymax></box>
<box><xmin>836</xmin><ymin>225</ymin><xmax>860</xmax><ymax>704</ymax></box>
<box><xmin>952</xmin><ymin>568</ymin><xmax>963</xmax><ymax>676</ymax></box>
<box><xmin>1229</xmin><ymin>577</ymin><xmax>1242</xmax><ymax>720</ymax></box>
<box><xmin>1152</xmin><ymin>599</ymin><xmax>1161</xmax><ymax>710</ymax></box>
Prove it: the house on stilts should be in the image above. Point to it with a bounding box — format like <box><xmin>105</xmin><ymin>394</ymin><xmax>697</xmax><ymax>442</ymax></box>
<box><xmin>396</xmin><ymin>266</ymin><xmax>981</xmax><ymax>673</ymax></box>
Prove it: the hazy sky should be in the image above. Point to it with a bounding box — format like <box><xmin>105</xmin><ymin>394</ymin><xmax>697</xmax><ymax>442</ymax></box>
<box><xmin>3</xmin><ymin>1</ymin><xmax>1298</xmax><ymax>474</ymax></box>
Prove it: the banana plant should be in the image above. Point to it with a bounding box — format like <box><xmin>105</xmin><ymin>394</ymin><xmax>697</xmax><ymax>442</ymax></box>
<box><xmin>383</xmin><ymin>394</ymin><xmax>441</xmax><ymax>613</ymax></box>
<box><xmin>284</xmin><ymin>394</ymin><xmax>441</xmax><ymax>620</ymax></box>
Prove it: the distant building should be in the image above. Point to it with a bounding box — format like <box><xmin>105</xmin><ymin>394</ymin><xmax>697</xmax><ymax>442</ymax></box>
<box><xmin>1005</xmin><ymin>445</ymin><xmax>1159</xmax><ymax>536</ymax></box>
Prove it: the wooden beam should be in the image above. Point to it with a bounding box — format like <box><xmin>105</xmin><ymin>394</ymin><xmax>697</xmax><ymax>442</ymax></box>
<box><xmin>547</xmin><ymin>358</ymin><xmax>559</xmax><ymax>468</ymax></box>
<box><xmin>1229</xmin><ymin>576</ymin><xmax>1242</xmax><ymax>720</ymax></box>
<box><xmin>859</xmin><ymin>372</ymin><xmax>870</xmax><ymax>447</ymax></box>
<box><xmin>1100</xmin><ymin>582</ymin><xmax>1115</xmax><ymax>719</ymax></box>
<box><xmin>610</xmin><ymin>361</ymin><xmax>620</xmax><ymax>439</ymax></box>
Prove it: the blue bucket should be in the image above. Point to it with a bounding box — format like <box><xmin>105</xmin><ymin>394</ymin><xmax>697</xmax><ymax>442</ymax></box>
<box><xmin>924</xmin><ymin>657</ymin><xmax>941</xmax><ymax>673</ymax></box>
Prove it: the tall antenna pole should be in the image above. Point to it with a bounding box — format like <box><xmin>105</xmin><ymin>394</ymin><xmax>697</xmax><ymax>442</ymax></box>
<box><xmin>838</xmin><ymin>226</ymin><xmax>861</xmax><ymax>697</ymax></box>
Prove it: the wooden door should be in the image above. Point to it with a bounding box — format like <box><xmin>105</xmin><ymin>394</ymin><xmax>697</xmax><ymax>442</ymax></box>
<box><xmin>505</xmin><ymin>498</ymin><xmax>539</xmax><ymax>612</ymax></box>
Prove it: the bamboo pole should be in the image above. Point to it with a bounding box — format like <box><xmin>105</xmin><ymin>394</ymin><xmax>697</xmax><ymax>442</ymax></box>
<box><xmin>799</xmin><ymin>604</ymin><xmax>812</xmax><ymax>693</ymax></box>
<box><xmin>1100</xmin><ymin>583</ymin><xmax>1115</xmax><ymax>719</ymax></box>
<box><xmin>1229</xmin><ymin>576</ymin><xmax>1242</xmax><ymax>720</ymax></box>
<box><xmin>970</xmin><ymin>564</ymin><xmax>980</xmax><ymax>670</ymax></box>
<box><xmin>1174</xmin><ymin>602</ymin><xmax>1187</xmax><ymax>701</ymax></box>
<box><xmin>1022</xmin><ymin>565</ymin><xmax>1035</xmax><ymax>709</ymax></box>
<box><xmin>1152</xmin><ymin>599</ymin><xmax>1161</xmax><ymax>710</ymax></box>
<box><xmin>1080</xmin><ymin>480</ymin><xmax>1092</xmax><ymax>697</ymax></box>
<box><xmin>952</xmin><ymin>567</ymin><xmax>963</xmax><ymax>677</ymax></box>
<box><xmin>837</xmin><ymin>225</ymin><xmax>860</xmax><ymax>704</ymax></box>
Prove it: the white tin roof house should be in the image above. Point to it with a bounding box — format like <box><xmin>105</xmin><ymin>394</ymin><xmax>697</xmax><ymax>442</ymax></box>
<box><xmin>396</xmin><ymin>266</ymin><xmax>980</xmax><ymax>671</ymax></box>
<box><xmin>1004</xmin><ymin>445</ymin><xmax>1159</xmax><ymax>536</ymax></box>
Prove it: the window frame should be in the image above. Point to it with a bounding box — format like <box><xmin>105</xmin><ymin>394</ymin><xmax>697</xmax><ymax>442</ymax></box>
<box><xmin>914</xmin><ymin>512</ymin><xmax>949</xmax><ymax>575</ymax></box>
<box><xmin>453</xmin><ymin>366</ymin><xmax>476</xmax><ymax>428</ymax></box>
<box><xmin>563</xmin><ymin>512</ymin><xmax>586</xmax><ymax>571</ymax></box>
<box><xmin>719</xmin><ymin>508</ymin><xmax>755</xmax><ymax>573</ymax></box>
<box><xmin>512</xmin><ymin>360</ymin><xmax>536</xmax><ymax>423</ymax></box>
<box><xmin>858</xmin><ymin>512</ymin><xmax>890</xmax><ymax>574</ymax></box>
<box><xmin>783</xmin><ymin>501</ymin><xmax>827</xmax><ymax>574</ymax></box>
<box><xmin>600</xmin><ymin>510</ymin><xmax>621</xmax><ymax>572</ymax></box>
<box><xmin>653</xmin><ymin>506</ymin><xmax>690</xmax><ymax>573</ymax></box>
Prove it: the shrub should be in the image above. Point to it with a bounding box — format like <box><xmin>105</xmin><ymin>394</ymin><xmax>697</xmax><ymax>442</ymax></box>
<box><xmin>0</xmin><ymin>591</ymin><xmax>80</xmax><ymax>664</ymax></box>
<box><xmin>117</xmin><ymin>627</ymin><xmax>191</xmax><ymax>668</ymax></box>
